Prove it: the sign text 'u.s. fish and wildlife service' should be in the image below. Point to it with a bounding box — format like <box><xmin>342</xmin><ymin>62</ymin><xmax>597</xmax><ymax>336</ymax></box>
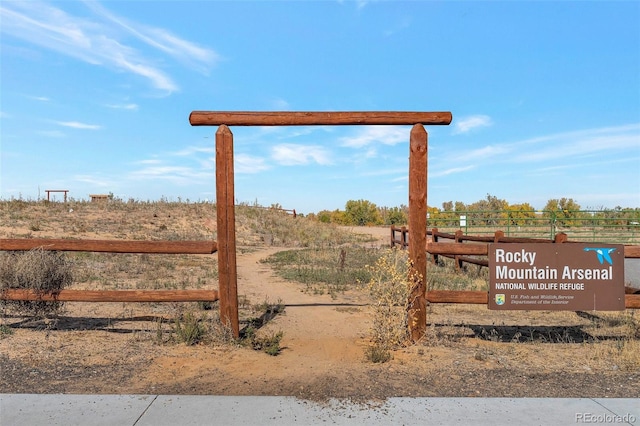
<box><xmin>489</xmin><ymin>243</ymin><xmax>625</xmax><ymax>311</ymax></box>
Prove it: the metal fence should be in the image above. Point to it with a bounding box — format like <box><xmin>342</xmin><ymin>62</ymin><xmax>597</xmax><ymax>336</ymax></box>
<box><xmin>426</xmin><ymin>210</ymin><xmax>640</xmax><ymax>244</ymax></box>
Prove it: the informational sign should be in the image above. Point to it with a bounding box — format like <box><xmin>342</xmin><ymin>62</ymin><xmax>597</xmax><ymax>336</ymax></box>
<box><xmin>489</xmin><ymin>243</ymin><xmax>625</xmax><ymax>311</ymax></box>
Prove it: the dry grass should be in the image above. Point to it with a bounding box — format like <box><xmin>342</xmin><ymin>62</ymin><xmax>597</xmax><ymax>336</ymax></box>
<box><xmin>262</xmin><ymin>246</ymin><xmax>380</xmax><ymax>297</ymax></box>
<box><xmin>0</xmin><ymin>199</ymin><xmax>343</xmax><ymax>351</ymax></box>
<box><xmin>1</xmin><ymin>199</ymin><xmax>638</xmax><ymax>371</ymax></box>
<box><xmin>0</xmin><ymin>249</ymin><xmax>73</xmax><ymax>317</ymax></box>
<box><xmin>364</xmin><ymin>248</ymin><xmax>412</xmax><ymax>362</ymax></box>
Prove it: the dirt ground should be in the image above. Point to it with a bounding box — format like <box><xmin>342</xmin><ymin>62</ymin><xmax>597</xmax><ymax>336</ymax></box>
<box><xmin>1</xmin><ymin>225</ymin><xmax>639</xmax><ymax>400</ymax></box>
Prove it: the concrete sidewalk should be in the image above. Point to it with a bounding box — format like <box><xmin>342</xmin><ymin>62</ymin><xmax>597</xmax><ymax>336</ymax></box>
<box><xmin>1</xmin><ymin>395</ymin><xmax>638</xmax><ymax>425</ymax></box>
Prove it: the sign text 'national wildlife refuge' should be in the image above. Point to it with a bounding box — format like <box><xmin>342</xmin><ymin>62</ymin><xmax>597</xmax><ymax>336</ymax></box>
<box><xmin>489</xmin><ymin>243</ymin><xmax>625</xmax><ymax>311</ymax></box>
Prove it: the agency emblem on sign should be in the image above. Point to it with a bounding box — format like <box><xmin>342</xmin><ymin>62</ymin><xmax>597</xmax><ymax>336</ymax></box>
<box><xmin>495</xmin><ymin>294</ymin><xmax>506</xmax><ymax>306</ymax></box>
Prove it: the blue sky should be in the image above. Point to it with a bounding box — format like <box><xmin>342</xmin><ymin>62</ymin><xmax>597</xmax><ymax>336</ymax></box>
<box><xmin>1</xmin><ymin>1</ymin><xmax>639</xmax><ymax>214</ymax></box>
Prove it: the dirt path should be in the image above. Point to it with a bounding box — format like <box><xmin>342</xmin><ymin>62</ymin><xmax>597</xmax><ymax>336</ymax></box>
<box><xmin>2</xmin><ymin>226</ymin><xmax>639</xmax><ymax>399</ymax></box>
<box><xmin>236</xmin><ymin>247</ymin><xmax>371</xmax><ymax>363</ymax></box>
<box><xmin>129</xmin><ymin>246</ymin><xmax>377</xmax><ymax>398</ymax></box>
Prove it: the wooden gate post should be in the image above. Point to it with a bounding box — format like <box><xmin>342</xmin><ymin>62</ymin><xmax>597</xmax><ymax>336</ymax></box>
<box><xmin>407</xmin><ymin>124</ymin><xmax>428</xmax><ymax>342</ymax></box>
<box><xmin>216</xmin><ymin>125</ymin><xmax>239</xmax><ymax>337</ymax></box>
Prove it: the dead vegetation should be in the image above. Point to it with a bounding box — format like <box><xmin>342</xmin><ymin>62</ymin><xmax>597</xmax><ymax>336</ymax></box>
<box><xmin>0</xmin><ymin>198</ymin><xmax>638</xmax><ymax>397</ymax></box>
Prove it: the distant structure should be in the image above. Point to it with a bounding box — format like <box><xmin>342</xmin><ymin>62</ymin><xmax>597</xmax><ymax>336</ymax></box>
<box><xmin>45</xmin><ymin>189</ymin><xmax>69</xmax><ymax>202</ymax></box>
<box><xmin>89</xmin><ymin>194</ymin><xmax>109</xmax><ymax>202</ymax></box>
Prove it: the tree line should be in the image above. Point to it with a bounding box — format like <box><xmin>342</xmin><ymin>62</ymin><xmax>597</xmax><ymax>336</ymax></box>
<box><xmin>307</xmin><ymin>194</ymin><xmax>640</xmax><ymax>228</ymax></box>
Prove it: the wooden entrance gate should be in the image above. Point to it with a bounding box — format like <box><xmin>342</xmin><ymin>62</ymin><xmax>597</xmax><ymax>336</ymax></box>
<box><xmin>189</xmin><ymin>111</ymin><xmax>452</xmax><ymax>340</ymax></box>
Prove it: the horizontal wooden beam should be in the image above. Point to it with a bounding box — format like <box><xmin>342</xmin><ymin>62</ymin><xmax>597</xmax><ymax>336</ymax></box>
<box><xmin>426</xmin><ymin>290</ymin><xmax>639</xmax><ymax>309</ymax></box>
<box><xmin>3</xmin><ymin>288</ymin><xmax>635</xmax><ymax>308</ymax></box>
<box><xmin>1</xmin><ymin>289</ymin><xmax>219</xmax><ymax>302</ymax></box>
<box><xmin>626</xmin><ymin>294</ymin><xmax>640</xmax><ymax>309</ymax></box>
<box><xmin>427</xmin><ymin>242</ymin><xmax>488</xmax><ymax>255</ymax></box>
<box><xmin>457</xmin><ymin>256</ymin><xmax>489</xmax><ymax>267</ymax></box>
<box><xmin>0</xmin><ymin>239</ymin><xmax>217</xmax><ymax>254</ymax></box>
<box><xmin>427</xmin><ymin>242</ymin><xmax>640</xmax><ymax>258</ymax></box>
<box><xmin>625</xmin><ymin>245</ymin><xmax>640</xmax><ymax>258</ymax></box>
<box><xmin>189</xmin><ymin>111</ymin><xmax>452</xmax><ymax>126</ymax></box>
<box><xmin>427</xmin><ymin>290</ymin><xmax>488</xmax><ymax>304</ymax></box>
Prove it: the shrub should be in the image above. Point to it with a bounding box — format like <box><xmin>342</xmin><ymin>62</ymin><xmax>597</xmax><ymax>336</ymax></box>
<box><xmin>173</xmin><ymin>311</ymin><xmax>206</xmax><ymax>345</ymax></box>
<box><xmin>365</xmin><ymin>248</ymin><xmax>412</xmax><ymax>362</ymax></box>
<box><xmin>0</xmin><ymin>249</ymin><xmax>73</xmax><ymax>317</ymax></box>
<box><xmin>344</xmin><ymin>199</ymin><xmax>382</xmax><ymax>226</ymax></box>
<box><xmin>242</xmin><ymin>327</ymin><xmax>284</xmax><ymax>356</ymax></box>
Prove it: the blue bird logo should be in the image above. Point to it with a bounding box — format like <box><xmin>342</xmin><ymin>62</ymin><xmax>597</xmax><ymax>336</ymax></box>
<box><xmin>583</xmin><ymin>247</ymin><xmax>616</xmax><ymax>265</ymax></box>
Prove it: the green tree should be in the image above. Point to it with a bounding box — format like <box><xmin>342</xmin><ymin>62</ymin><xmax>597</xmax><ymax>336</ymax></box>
<box><xmin>330</xmin><ymin>209</ymin><xmax>347</xmax><ymax>224</ymax></box>
<box><xmin>385</xmin><ymin>206</ymin><xmax>407</xmax><ymax>225</ymax></box>
<box><xmin>543</xmin><ymin>198</ymin><xmax>583</xmax><ymax>227</ymax></box>
<box><xmin>426</xmin><ymin>206</ymin><xmax>441</xmax><ymax>227</ymax></box>
<box><xmin>506</xmin><ymin>203</ymin><xmax>537</xmax><ymax>226</ymax></box>
<box><xmin>454</xmin><ymin>201</ymin><xmax>467</xmax><ymax>212</ymax></box>
<box><xmin>428</xmin><ymin>206</ymin><xmax>457</xmax><ymax>227</ymax></box>
<box><xmin>316</xmin><ymin>210</ymin><xmax>332</xmax><ymax>223</ymax></box>
<box><xmin>344</xmin><ymin>199</ymin><xmax>382</xmax><ymax>226</ymax></box>
<box><xmin>467</xmin><ymin>194</ymin><xmax>509</xmax><ymax>226</ymax></box>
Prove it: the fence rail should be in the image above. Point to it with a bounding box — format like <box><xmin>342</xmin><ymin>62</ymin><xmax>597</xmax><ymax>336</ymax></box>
<box><xmin>0</xmin><ymin>238</ymin><xmax>219</xmax><ymax>304</ymax></box>
<box><xmin>1</xmin><ymin>239</ymin><xmax>217</xmax><ymax>254</ymax></box>
<box><xmin>1</xmin><ymin>289</ymin><xmax>219</xmax><ymax>302</ymax></box>
<box><xmin>390</xmin><ymin>226</ymin><xmax>640</xmax><ymax>309</ymax></box>
<box><xmin>426</xmin><ymin>209</ymin><xmax>640</xmax><ymax>244</ymax></box>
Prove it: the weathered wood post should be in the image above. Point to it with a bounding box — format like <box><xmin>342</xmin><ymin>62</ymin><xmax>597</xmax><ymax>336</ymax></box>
<box><xmin>407</xmin><ymin>123</ymin><xmax>428</xmax><ymax>342</ymax></box>
<box><xmin>454</xmin><ymin>230</ymin><xmax>464</xmax><ymax>271</ymax></box>
<box><xmin>431</xmin><ymin>228</ymin><xmax>439</xmax><ymax>265</ymax></box>
<box><xmin>554</xmin><ymin>232</ymin><xmax>568</xmax><ymax>244</ymax></box>
<box><xmin>216</xmin><ymin>125</ymin><xmax>239</xmax><ymax>337</ymax></box>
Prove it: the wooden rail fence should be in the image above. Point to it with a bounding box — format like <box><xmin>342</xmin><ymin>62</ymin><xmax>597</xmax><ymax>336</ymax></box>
<box><xmin>0</xmin><ymin>239</ymin><xmax>219</xmax><ymax>304</ymax></box>
<box><xmin>5</xmin><ymin>109</ymin><xmax>637</xmax><ymax>341</ymax></box>
<box><xmin>1</xmin><ymin>111</ymin><xmax>452</xmax><ymax>342</ymax></box>
<box><xmin>390</xmin><ymin>226</ymin><xmax>640</xmax><ymax>309</ymax></box>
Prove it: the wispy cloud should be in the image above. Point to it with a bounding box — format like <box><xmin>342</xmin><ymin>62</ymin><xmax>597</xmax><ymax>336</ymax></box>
<box><xmin>271</xmin><ymin>144</ymin><xmax>332</xmax><ymax>166</ymax></box>
<box><xmin>269</xmin><ymin>98</ymin><xmax>292</xmax><ymax>110</ymax></box>
<box><xmin>37</xmin><ymin>130</ymin><xmax>65</xmax><ymax>138</ymax></box>
<box><xmin>28</xmin><ymin>95</ymin><xmax>50</xmax><ymax>102</ymax></box>
<box><xmin>55</xmin><ymin>120</ymin><xmax>102</xmax><ymax>130</ymax></box>
<box><xmin>236</xmin><ymin>154</ymin><xmax>270</xmax><ymax>174</ymax></box>
<box><xmin>437</xmin><ymin>123</ymin><xmax>640</xmax><ymax>174</ymax></box>
<box><xmin>84</xmin><ymin>1</ymin><xmax>219</xmax><ymax>73</ymax></box>
<box><xmin>171</xmin><ymin>146</ymin><xmax>215</xmax><ymax>157</ymax></box>
<box><xmin>340</xmin><ymin>125</ymin><xmax>409</xmax><ymax>148</ymax></box>
<box><xmin>453</xmin><ymin>115</ymin><xmax>493</xmax><ymax>134</ymax></box>
<box><xmin>105</xmin><ymin>103</ymin><xmax>138</xmax><ymax>111</ymax></box>
<box><xmin>430</xmin><ymin>165</ymin><xmax>476</xmax><ymax>178</ymax></box>
<box><xmin>134</xmin><ymin>159</ymin><xmax>163</xmax><ymax>165</ymax></box>
<box><xmin>128</xmin><ymin>165</ymin><xmax>212</xmax><ymax>185</ymax></box>
<box><xmin>120</xmin><ymin>144</ymin><xmax>221</xmax><ymax>190</ymax></box>
<box><xmin>74</xmin><ymin>175</ymin><xmax>112</xmax><ymax>187</ymax></box>
<box><xmin>384</xmin><ymin>16</ymin><xmax>412</xmax><ymax>37</ymax></box>
<box><xmin>511</xmin><ymin>125</ymin><xmax>640</xmax><ymax>163</ymax></box>
<box><xmin>337</xmin><ymin>0</ymin><xmax>370</xmax><ymax>9</ymax></box>
<box><xmin>451</xmin><ymin>144</ymin><xmax>510</xmax><ymax>163</ymax></box>
<box><xmin>0</xmin><ymin>1</ymin><xmax>219</xmax><ymax>94</ymax></box>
